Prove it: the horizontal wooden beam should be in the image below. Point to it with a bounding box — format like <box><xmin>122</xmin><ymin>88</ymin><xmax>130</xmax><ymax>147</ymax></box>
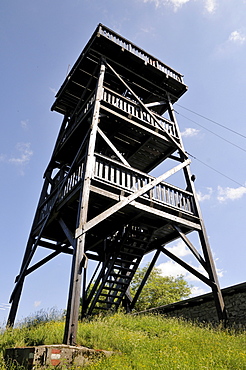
<box><xmin>89</xmin><ymin>185</ymin><xmax>200</xmax><ymax>231</ymax></box>
<box><xmin>100</xmin><ymin>105</ymin><xmax>171</xmax><ymax>143</ymax></box>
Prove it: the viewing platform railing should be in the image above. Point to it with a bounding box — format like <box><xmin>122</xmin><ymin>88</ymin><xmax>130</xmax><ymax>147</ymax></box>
<box><xmin>98</xmin><ymin>25</ymin><xmax>184</xmax><ymax>83</ymax></box>
<box><xmin>60</xmin><ymin>87</ymin><xmax>179</xmax><ymax>148</ymax></box>
<box><xmin>37</xmin><ymin>155</ymin><xmax>195</xmax><ymax>224</ymax></box>
<box><xmin>102</xmin><ymin>87</ymin><xmax>179</xmax><ymax>138</ymax></box>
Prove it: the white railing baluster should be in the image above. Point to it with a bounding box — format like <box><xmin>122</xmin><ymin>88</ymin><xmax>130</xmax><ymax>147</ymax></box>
<box><xmin>39</xmin><ymin>155</ymin><xmax>195</xmax><ymax>222</ymax></box>
<box><xmin>99</xmin><ymin>26</ymin><xmax>183</xmax><ymax>83</ymax></box>
<box><xmin>116</xmin><ymin>168</ymin><xmax>120</xmax><ymax>186</ymax></box>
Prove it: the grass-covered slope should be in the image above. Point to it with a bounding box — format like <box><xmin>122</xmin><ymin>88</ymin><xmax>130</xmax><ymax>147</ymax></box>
<box><xmin>1</xmin><ymin>313</ymin><xmax>246</xmax><ymax>369</ymax></box>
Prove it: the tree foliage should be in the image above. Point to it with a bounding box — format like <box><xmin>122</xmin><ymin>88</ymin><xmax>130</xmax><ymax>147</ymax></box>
<box><xmin>130</xmin><ymin>264</ymin><xmax>192</xmax><ymax>311</ymax></box>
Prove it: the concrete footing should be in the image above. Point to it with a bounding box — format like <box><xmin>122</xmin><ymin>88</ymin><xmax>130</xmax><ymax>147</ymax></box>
<box><xmin>4</xmin><ymin>344</ymin><xmax>115</xmax><ymax>368</ymax></box>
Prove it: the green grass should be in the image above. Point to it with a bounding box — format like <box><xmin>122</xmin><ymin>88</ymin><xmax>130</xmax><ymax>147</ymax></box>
<box><xmin>1</xmin><ymin>313</ymin><xmax>246</xmax><ymax>369</ymax></box>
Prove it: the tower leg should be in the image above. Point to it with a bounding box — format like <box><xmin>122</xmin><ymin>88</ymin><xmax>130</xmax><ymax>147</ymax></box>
<box><xmin>63</xmin><ymin>61</ymin><xmax>106</xmax><ymax>345</ymax></box>
<box><xmin>167</xmin><ymin>98</ymin><xmax>227</xmax><ymax>324</ymax></box>
<box><xmin>198</xmin><ymin>230</ymin><xmax>227</xmax><ymax>324</ymax></box>
<box><xmin>63</xmin><ymin>236</ymin><xmax>85</xmax><ymax>345</ymax></box>
<box><xmin>7</xmin><ymin>279</ymin><xmax>24</xmax><ymax>327</ymax></box>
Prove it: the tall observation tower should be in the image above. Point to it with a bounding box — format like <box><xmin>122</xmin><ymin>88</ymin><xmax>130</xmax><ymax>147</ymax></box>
<box><xmin>8</xmin><ymin>24</ymin><xmax>226</xmax><ymax>345</ymax></box>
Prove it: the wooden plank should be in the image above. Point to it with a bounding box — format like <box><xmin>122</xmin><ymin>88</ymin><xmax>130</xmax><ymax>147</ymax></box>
<box><xmin>129</xmin><ymin>200</ymin><xmax>201</xmax><ymax>231</ymax></box>
<box><xmin>89</xmin><ymin>184</ymin><xmax>200</xmax><ymax>230</ymax></box>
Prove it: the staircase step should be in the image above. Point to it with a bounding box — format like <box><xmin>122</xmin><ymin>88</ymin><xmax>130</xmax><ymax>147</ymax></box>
<box><xmin>92</xmin><ymin>306</ymin><xmax>110</xmax><ymax>311</ymax></box>
<box><xmin>97</xmin><ymin>299</ymin><xmax>119</xmax><ymax>305</ymax></box>
<box><xmin>102</xmin><ymin>286</ymin><xmax>126</xmax><ymax>292</ymax></box>
<box><xmin>112</xmin><ymin>266</ymin><xmax>135</xmax><ymax>272</ymax></box>
<box><xmin>122</xmin><ymin>245</ymin><xmax>147</xmax><ymax>252</ymax></box>
<box><xmin>118</xmin><ymin>251</ymin><xmax>143</xmax><ymax>258</ymax></box>
<box><xmin>110</xmin><ymin>272</ymin><xmax>133</xmax><ymax>279</ymax></box>
<box><xmin>100</xmin><ymin>293</ymin><xmax>123</xmax><ymax>298</ymax></box>
<box><xmin>115</xmin><ymin>258</ymin><xmax>138</xmax><ymax>265</ymax></box>
<box><xmin>85</xmin><ymin>225</ymin><xmax>152</xmax><ymax>316</ymax></box>
<box><xmin>105</xmin><ymin>279</ymin><xmax>129</xmax><ymax>286</ymax></box>
<box><xmin>124</xmin><ymin>238</ymin><xmax>149</xmax><ymax>244</ymax></box>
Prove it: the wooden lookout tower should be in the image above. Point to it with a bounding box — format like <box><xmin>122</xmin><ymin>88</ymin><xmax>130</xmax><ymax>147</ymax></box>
<box><xmin>8</xmin><ymin>24</ymin><xmax>227</xmax><ymax>345</ymax></box>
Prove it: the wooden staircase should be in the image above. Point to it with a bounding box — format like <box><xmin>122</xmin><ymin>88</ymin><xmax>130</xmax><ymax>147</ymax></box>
<box><xmin>84</xmin><ymin>224</ymin><xmax>152</xmax><ymax>316</ymax></box>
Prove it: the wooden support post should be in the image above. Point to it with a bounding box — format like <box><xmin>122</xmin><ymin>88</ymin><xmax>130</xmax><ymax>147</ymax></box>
<box><xmin>63</xmin><ymin>61</ymin><xmax>106</xmax><ymax>345</ymax></box>
<box><xmin>167</xmin><ymin>97</ymin><xmax>227</xmax><ymax>324</ymax></box>
<box><xmin>130</xmin><ymin>249</ymin><xmax>161</xmax><ymax>310</ymax></box>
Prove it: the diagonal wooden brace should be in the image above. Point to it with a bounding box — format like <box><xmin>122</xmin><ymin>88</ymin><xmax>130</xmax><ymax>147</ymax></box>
<box><xmin>104</xmin><ymin>59</ymin><xmax>187</xmax><ymax>157</ymax></box>
<box><xmin>97</xmin><ymin>127</ymin><xmax>130</xmax><ymax>167</ymax></box>
<box><xmin>172</xmin><ymin>225</ymin><xmax>207</xmax><ymax>269</ymax></box>
<box><xmin>75</xmin><ymin>159</ymin><xmax>191</xmax><ymax>238</ymax></box>
<box><xmin>160</xmin><ymin>246</ymin><xmax>215</xmax><ymax>288</ymax></box>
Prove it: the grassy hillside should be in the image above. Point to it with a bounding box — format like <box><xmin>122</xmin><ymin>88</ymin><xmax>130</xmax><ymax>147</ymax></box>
<box><xmin>1</xmin><ymin>313</ymin><xmax>246</xmax><ymax>369</ymax></box>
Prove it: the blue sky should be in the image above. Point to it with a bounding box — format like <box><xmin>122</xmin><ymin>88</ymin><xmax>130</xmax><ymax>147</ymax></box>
<box><xmin>1</xmin><ymin>0</ymin><xmax>246</xmax><ymax>324</ymax></box>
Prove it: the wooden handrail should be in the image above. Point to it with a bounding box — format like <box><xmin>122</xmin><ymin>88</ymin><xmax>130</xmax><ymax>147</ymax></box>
<box><xmin>98</xmin><ymin>25</ymin><xmax>183</xmax><ymax>83</ymax></box>
<box><xmin>102</xmin><ymin>87</ymin><xmax>179</xmax><ymax>138</ymax></box>
<box><xmin>37</xmin><ymin>155</ymin><xmax>195</xmax><ymax>223</ymax></box>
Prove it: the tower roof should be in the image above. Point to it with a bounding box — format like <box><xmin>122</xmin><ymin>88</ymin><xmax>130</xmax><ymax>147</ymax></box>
<box><xmin>51</xmin><ymin>24</ymin><xmax>188</xmax><ymax>115</ymax></box>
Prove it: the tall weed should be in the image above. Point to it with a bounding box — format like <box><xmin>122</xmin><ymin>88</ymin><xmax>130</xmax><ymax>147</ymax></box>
<box><xmin>0</xmin><ymin>312</ymin><xmax>245</xmax><ymax>369</ymax></box>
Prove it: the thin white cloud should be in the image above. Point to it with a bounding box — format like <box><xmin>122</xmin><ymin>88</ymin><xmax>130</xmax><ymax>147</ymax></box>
<box><xmin>9</xmin><ymin>143</ymin><xmax>33</xmax><ymax>166</ymax></box>
<box><xmin>143</xmin><ymin>0</ymin><xmax>190</xmax><ymax>11</ymax></box>
<box><xmin>142</xmin><ymin>0</ymin><xmax>216</xmax><ymax>13</ymax></box>
<box><xmin>217</xmin><ymin>184</ymin><xmax>246</xmax><ymax>202</ymax></box>
<box><xmin>190</xmin><ymin>286</ymin><xmax>207</xmax><ymax>296</ymax></box>
<box><xmin>157</xmin><ymin>260</ymin><xmax>212</xmax><ymax>298</ymax></box>
<box><xmin>49</xmin><ymin>87</ymin><xmax>57</xmax><ymax>95</ymax></box>
<box><xmin>197</xmin><ymin>187</ymin><xmax>213</xmax><ymax>202</ymax></box>
<box><xmin>34</xmin><ymin>301</ymin><xmax>41</xmax><ymax>308</ymax></box>
<box><xmin>181</xmin><ymin>127</ymin><xmax>200</xmax><ymax>137</ymax></box>
<box><xmin>157</xmin><ymin>259</ymin><xmax>207</xmax><ymax>282</ymax></box>
<box><xmin>21</xmin><ymin>119</ymin><xmax>29</xmax><ymax>129</ymax></box>
<box><xmin>158</xmin><ymin>260</ymin><xmax>191</xmax><ymax>278</ymax></box>
<box><xmin>0</xmin><ymin>154</ymin><xmax>6</xmax><ymax>162</ymax></box>
<box><xmin>166</xmin><ymin>240</ymin><xmax>191</xmax><ymax>257</ymax></box>
<box><xmin>216</xmin><ymin>30</ymin><xmax>246</xmax><ymax>57</ymax></box>
<box><xmin>157</xmin><ymin>238</ymin><xmax>224</xmax><ymax>282</ymax></box>
<box><xmin>8</xmin><ymin>143</ymin><xmax>33</xmax><ymax>174</ymax></box>
<box><xmin>204</xmin><ymin>0</ymin><xmax>216</xmax><ymax>14</ymax></box>
<box><xmin>169</xmin><ymin>0</ymin><xmax>190</xmax><ymax>10</ymax></box>
<box><xmin>229</xmin><ymin>30</ymin><xmax>246</xmax><ymax>45</ymax></box>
